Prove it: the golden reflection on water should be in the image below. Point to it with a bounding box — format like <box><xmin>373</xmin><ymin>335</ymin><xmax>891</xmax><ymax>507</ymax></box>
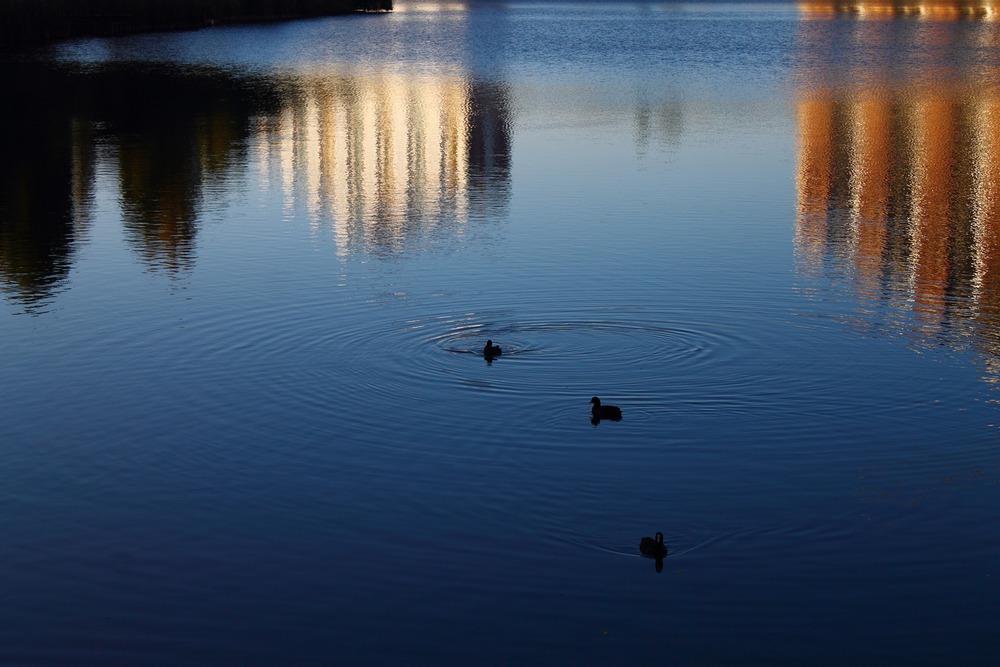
<box><xmin>795</xmin><ymin>0</ymin><xmax>1000</xmax><ymax>371</ymax></box>
<box><xmin>255</xmin><ymin>70</ymin><xmax>511</xmax><ymax>255</ymax></box>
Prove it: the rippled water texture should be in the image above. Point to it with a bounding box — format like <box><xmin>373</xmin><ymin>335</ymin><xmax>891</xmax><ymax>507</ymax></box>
<box><xmin>2</xmin><ymin>1</ymin><xmax>1000</xmax><ymax>664</ymax></box>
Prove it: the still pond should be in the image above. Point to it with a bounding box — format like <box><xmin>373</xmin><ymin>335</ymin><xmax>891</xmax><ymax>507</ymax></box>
<box><xmin>2</xmin><ymin>1</ymin><xmax>999</xmax><ymax>664</ymax></box>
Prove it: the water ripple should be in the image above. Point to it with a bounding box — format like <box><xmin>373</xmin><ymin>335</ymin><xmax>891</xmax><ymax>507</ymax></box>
<box><xmin>387</xmin><ymin>313</ymin><xmax>748</xmax><ymax>395</ymax></box>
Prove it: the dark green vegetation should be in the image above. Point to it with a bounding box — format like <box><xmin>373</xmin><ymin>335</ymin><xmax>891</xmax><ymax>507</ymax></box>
<box><xmin>0</xmin><ymin>0</ymin><xmax>391</xmax><ymax>46</ymax></box>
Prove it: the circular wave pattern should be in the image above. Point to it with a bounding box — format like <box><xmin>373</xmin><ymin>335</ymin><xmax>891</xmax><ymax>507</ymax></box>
<box><xmin>428</xmin><ymin>319</ymin><xmax>728</xmax><ymax>365</ymax></box>
<box><xmin>144</xmin><ymin>290</ymin><xmax>956</xmax><ymax>458</ymax></box>
<box><xmin>359</xmin><ymin>307</ymin><xmax>941</xmax><ymax>438</ymax></box>
<box><xmin>390</xmin><ymin>313</ymin><xmax>750</xmax><ymax>395</ymax></box>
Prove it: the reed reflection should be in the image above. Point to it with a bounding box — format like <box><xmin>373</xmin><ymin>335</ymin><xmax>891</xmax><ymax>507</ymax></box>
<box><xmin>795</xmin><ymin>0</ymin><xmax>1000</xmax><ymax>373</ymax></box>
<box><xmin>253</xmin><ymin>69</ymin><xmax>512</xmax><ymax>256</ymax></box>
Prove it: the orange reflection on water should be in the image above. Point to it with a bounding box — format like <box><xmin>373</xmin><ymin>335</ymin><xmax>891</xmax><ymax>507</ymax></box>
<box><xmin>794</xmin><ymin>0</ymin><xmax>1000</xmax><ymax>368</ymax></box>
<box><xmin>796</xmin><ymin>73</ymin><xmax>1000</xmax><ymax>356</ymax></box>
<box><xmin>795</xmin><ymin>94</ymin><xmax>837</xmax><ymax>274</ymax></box>
<box><xmin>799</xmin><ymin>0</ymin><xmax>1000</xmax><ymax>20</ymax></box>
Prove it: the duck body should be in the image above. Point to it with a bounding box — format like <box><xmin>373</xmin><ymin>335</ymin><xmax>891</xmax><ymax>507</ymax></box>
<box><xmin>483</xmin><ymin>340</ymin><xmax>502</xmax><ymax>357</ymax></box>
<box><xmin>639</xmin><ymin>532</ymin><xmax>668</xmax><ymax>558</ymax></box>
<box><xmin>590</xmin><ymin>396</ymin><xmax>622</xmax><ymax>420</ymax></box>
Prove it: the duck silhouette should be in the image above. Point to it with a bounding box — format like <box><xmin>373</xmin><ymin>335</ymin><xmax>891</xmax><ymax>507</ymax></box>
<box><xmin>483</xmin><ymin>340</ymin><xmax>502</xmax><ymax>357</ymax></box>
<box><xmin>639</xmin><ymin>532</ymin><xmax>668</xmax><ymax>573</ymax></box>
<box><xmin>639</xmin><ymin>532</ymin><xmax>668</xmax><ymax>558</ymax></box>
<box><xmin>590</xmin><ymin>396</ymin><xmax>622</xmax><ymax>421</ymax></box>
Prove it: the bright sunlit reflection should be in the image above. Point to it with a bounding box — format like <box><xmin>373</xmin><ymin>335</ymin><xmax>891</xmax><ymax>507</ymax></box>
<box><xmin>795</xmin><ymin>4</ymin><xmax>1000</xmax><ymax>369</ymax></box>
<box><xmin>252</xmin><ymin>68</ymin><xmax>510</xmax><ymax>256</ymax></box>
<box><xmin>799</xmin><ymin>0</ymin><xmax>1000</xmax><ymax>20</ymax></box>
<box><xmin>393</xmin><ymin>1</ymin><xmax>469</xmax><ymax>13</ymax></box>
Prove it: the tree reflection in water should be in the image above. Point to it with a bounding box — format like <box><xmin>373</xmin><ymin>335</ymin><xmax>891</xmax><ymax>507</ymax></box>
<box><xmin>0</xmin><ymin>60</ymin><xmax>514</xmax><ymax>307</ymax></box>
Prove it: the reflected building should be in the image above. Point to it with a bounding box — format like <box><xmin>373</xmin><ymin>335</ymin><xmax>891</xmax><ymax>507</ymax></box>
<box><xmin>633</xmin><ymin>95</ymin><xmax>685</xmax><ymax>155</ymax></box>
<box><xmin>795</xmin><ymin>0</ymin><xmax>1000</xmax><ymax>371</ymax></box>
<box><xmin>252</xmin><ymin>68</ymin><xmax>512</xmax><ymax>256</ymax></box>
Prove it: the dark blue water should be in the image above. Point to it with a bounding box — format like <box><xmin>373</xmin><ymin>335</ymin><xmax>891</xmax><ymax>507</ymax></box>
<box><xmin>2</xmin><ymin>1</ymin><xmax>1000</xmax><ymax>664</ymax></box>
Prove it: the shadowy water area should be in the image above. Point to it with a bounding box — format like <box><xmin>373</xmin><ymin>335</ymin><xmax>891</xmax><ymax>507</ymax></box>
<box><xmin>2</xmin><ymin>1</ymin><xmax>1000</xmax><ymax>664</ymax></box>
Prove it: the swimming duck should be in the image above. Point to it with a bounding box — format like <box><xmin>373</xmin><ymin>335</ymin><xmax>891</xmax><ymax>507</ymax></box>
<box><xmin>639</xmin><ymin>532</ymin><xmax>668</xmax><ymax>558</ymax></box>
<box><xmin>590</xmin><ymin>396</ymin><xmax>622</xmax><ymax>420</ymax></box>
<box><xmin>483</xmin><ymin>340</ymin><xmax>502</xmax><ymax>357</ymax></box>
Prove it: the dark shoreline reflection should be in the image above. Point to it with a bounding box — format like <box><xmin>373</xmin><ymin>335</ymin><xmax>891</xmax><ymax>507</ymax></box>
<box><xmin>0</xmin><ymin>63</ymin><xmax>93</xmax><ymax>310</ymax></box>
<box><xmin>107</xmin><ymin>65</ymin><xmax>282</xmax><ymax>274</ymax></box>
<box><xmin>795</xmin><ymin>0</ymin><xmax>1000</xmax><ymax>376</ymax></box>
<box><xmin>0</xmin><ymin>61</ymin><xmax>282</xmax><ymax>305</ymax></box>
<box><xmin>0</xmin><ymin>57</ymin><xmax>513</xmax><ymax>310</ymax></box>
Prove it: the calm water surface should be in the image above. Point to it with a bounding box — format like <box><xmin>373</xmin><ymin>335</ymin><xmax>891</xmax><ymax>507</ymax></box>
<box><xmin>2</xmin><ymin>1</ymin><xmax>1000</xmax><ymax>663</ymax></box>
